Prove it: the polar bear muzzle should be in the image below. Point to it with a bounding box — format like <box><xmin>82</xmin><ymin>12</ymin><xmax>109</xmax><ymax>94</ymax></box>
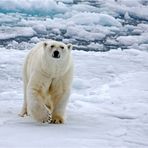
<box><xmin>52</xmin><ymin>50</ymin><xmax>60</xmax><ymax>59</ymax></box>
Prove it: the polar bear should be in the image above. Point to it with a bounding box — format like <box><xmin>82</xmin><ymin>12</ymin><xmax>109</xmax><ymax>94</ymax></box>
<box><xmin>19</xmin><ymin>40</ymin><xmax>73</xmax><ymax>124</ymax></box>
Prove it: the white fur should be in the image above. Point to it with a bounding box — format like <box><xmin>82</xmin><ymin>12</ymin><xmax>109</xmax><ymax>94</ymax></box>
<box><xmin>20</xmin><ymin>40</ymin><xmax>73</xmax><ymax>123</ymax></box>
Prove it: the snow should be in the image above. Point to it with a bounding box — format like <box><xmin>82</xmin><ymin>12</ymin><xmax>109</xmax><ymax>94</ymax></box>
<box><xmin>0</xmin><ymin>0</ymin><xmax>69</xmax><ymax>14</ymax></box>
<box><xmin>68</xmin><ymin>13</ymin><xmax>121</xmax><ymax>27</ymax></box>
<box><xmin>0</xmin><ymin>0</ymin><xmax>148</xmax><ymax>51</ymax></box>
<box><xmin>0</xmin><ymin>48</ymin><xmax>148</xmax><ymax>148</ymax></box>
<box><xmin>0</xmin><ymin>0</ymin><xmax>148</xmax><ymax>147</ymax></box>
<box><xmin>0</xmin><ymin>26</ymin><xmax>36</xmax><ymax>40</ymax></box>
<box><xmin>116</xmin><ymin>33</ymin><xmax>148</xmax><ymax>46</ymax></box>
<box><xmin>105</xmin><ymin>0</ymin><xmax>148</xmax><ymax>21</ymax></box>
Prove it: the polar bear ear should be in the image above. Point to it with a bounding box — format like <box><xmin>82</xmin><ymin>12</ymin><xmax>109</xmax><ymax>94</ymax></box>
<box><xmin>67</xmin><ymin>44</ymin><xmax>73</xmax><ymax>50</ymax></box>
<box><xmin>43</xmin><ymin>42</ymin><xmax>47</xmax><ymax>49</ymax></box>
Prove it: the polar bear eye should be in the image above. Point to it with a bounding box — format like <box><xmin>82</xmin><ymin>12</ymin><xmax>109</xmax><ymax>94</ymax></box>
<box><xmin>60</xmin><ymin>46</ymin><xmax>64</xmax><ymax>49</ymax></box>
<box><xmin>43</xmin><ymin>42</ymin><xmax>47</xmax><ymax>48</ymax></box>
<box><xmin>51</xmin><ymin>45</ymin><xmax>55</xmax><ymax>48</ymax></box>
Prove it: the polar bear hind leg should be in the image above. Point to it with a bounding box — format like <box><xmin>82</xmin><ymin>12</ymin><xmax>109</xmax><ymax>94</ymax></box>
<box><xmin>19</xmin><ymin>78</ymin><xmax>28</xmax><ymax>117</ymax></box>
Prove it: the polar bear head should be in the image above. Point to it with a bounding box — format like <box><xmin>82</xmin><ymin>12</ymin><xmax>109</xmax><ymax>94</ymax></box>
<box><xmin>43</xmin><ymin>40</ymin><xmax>72</xmax><ymax>61</ymax></box>
<box><xmin>42</xmin><ymin>40</ymin><xmax>73</xmax><ymax>76</ymax></box>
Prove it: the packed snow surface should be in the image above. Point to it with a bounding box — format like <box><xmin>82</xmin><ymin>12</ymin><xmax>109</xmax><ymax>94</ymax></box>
<box><xmin>0</xmin><ymin>48</ymin><xmax>148</xmax><ymax>148</ymax></box>
<box><xmin>0</xmin><ymin>0</ymin><xmax>148</xmax><ymax>148</ymax></box>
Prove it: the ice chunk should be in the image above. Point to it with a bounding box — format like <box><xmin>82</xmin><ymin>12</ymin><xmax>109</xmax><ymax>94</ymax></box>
<box><xmin>57</xmin><ymin>0</ymin><xmax>73</xmax><ymax>3</ymax></box>
<box><xmin>87</xmin><ymin>43</ymin><xmax>104</xmax><ymax>51</ymax></box>
<box><xmin>0</xmin><ymin>0</ymin><xmax>69</xmax><ymax>15</ymax></box>
<box><xmin>117</xmin><ymin>33</ymin><xmax>148</xmax><ymax>46</ymax></box>
<box><xmin>30</xmin><ymin>37</ymin><xmax>40</xmax><ymax>43</ymax></box>
<box><xmin>66</xmin><ymin>26</ymin><xmax>106</xmax><ymax>41</ymax></box>
<box><xmin>69</xmin><ymin>12</ymin><xmax>122</xmax><ymax>27</ymax></box>
<box><xmin>0</xmin><ymin>27</ymin><xmax>36</xmax><ymax>40</ymax></box>
<box><xmin>33</xmin><ymin>24</ymin><xmax>47</xmax><ymax>34</ymax></box>
<box><xmin>106</xmin><ymin>0</ymin><xmax>148</xmax><ymax>21</ymax></box>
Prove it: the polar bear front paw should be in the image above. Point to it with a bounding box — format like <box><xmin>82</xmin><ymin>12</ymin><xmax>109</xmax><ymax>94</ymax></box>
<box><xmin>30</xmin><ymin>103</ymin><xmax>52</xmax><ymax>123</ymax></box>
<box><xmin>51</xmin><ymin>114</ymin><xmax>64</xmax><ymax>124</ymax></box>
<box><xmin>41</xmin><ymin>112</ymin><xmax>52</xmax><ymax>123</ymax></box>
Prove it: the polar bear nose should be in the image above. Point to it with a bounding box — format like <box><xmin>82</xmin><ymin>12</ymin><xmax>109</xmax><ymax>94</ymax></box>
<box><xmin>52</xmin><ymin>50</ymin><xmax>60</xmax><ymax>58</ymax></box>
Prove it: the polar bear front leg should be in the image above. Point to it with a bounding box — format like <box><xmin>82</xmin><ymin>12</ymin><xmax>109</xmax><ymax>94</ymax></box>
<box><xmin>51</xmin><ymin>90</ymin><xmax>70</xmax><ymax>124</ymax></box>
<box><xmin>27</xmin><ymin>85</ymin><xmax>52</xmax><ymax>123</ymax></box>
